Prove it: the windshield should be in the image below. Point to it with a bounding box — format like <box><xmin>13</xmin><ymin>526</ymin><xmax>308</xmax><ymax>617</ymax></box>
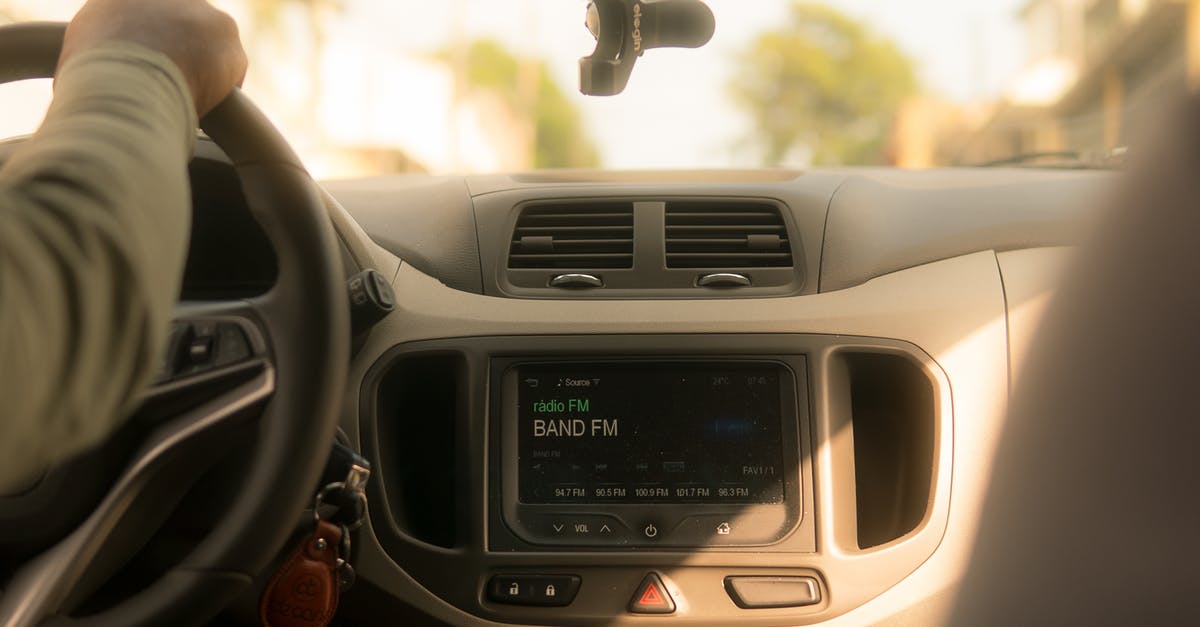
<box><xmin>0</xmin><ymin>0</ymin><xmax>1184</xmax><ymax>176</ymax></box>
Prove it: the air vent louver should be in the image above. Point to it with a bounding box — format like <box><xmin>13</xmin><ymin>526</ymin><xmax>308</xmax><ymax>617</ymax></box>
<box><xmin>508</xmin><ymin>203</ymin><xmax>634</xmax><ymax>269</ymax></box>
<box><xmin>665</xmin><ymin>202</ymin><xmax>794</xmax><ymax>269</ymax></box>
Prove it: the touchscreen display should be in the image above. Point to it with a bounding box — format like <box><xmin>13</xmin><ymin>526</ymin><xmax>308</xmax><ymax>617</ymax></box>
<box><xmin>517</xmin><ymin>362</ymin><xmax>787</xmax><ymax>504</ymax></box>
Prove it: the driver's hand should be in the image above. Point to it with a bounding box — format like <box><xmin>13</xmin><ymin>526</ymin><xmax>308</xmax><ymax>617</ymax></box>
<box><xmin>59</xmin><ymin>0</ymin><xmax>248</xmax><ymax>117</ymax></box>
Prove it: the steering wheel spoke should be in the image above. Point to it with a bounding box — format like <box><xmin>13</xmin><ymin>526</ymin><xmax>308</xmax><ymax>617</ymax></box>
<box><xmin>0</xmin><ymin>302</ymin><xmax>278</xmax><ymax>623</ymax></box>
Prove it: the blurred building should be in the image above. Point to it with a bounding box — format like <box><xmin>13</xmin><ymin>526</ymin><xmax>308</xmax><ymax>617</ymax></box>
<box><xmin>888</xmin><ymin>98</ymin><xmax>991</xmax><ymax>168</ymax></box>
<box><xmin>951</xmin><ymin>0</ymin><xmax>1200</xmax><ymax>164</ymax></box>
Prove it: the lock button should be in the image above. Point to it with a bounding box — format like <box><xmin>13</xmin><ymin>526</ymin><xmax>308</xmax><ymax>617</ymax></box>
<box><xmin>488</xmin><ymin>576</ymin><xmax>530</xmax><ymax>604</ymax></box>
<box><xmin>487</xmin><ymin>574</ymin><xmax>582</xmax><ymax>607</ymax></box>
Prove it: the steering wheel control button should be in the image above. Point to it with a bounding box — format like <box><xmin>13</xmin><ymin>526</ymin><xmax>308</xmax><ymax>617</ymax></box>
<box><xmin>185</xmin><ymin>321</ymin><xmax>217</xmax><ymax>365</ymax></box>
<box><xmin>186</xmin><ymin>335</ymin><xmax>214</xmax><ymax>363</ymax></box>
<box><xmin>629</xmin><ymin>573</ymin><xmax>675</xmax><ymax>614</ymax></box>
<box><xmin>213</xmin><ymin>322</ymin><xmax>252</xmax><ymax>366</ymax></box>
<box><xmin>347</xmin><ymin>269</ymin><xmax>396</xmax><ymax>336</ymax></box>
<box><xmin>160</xmin><ymin>318</ymin><xmax>262</xmax><ymax>381</ymax></box>
<box><xmin>488</xmin><ymin>575</ymin><xmax>580</xmax><ymax>607</ymax></box>
<box><xmin>724</xmin><ymin>576</ymin><xmax>821</xmax><ymax>609</ymax></box>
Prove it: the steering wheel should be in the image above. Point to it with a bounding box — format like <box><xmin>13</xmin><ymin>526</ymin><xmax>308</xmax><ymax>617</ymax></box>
<box><xmin>0</xmin><ymin>22</ymin><xmax>349</xmax><ymax>626</ymax></box>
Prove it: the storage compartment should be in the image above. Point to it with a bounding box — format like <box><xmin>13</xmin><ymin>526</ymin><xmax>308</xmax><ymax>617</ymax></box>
<box><xmin>842</xmin><ymin>352</ymin><xmax>936</xmax><ymax>549</ymax></box>
<box><xmin>373</xmin><ymin>352</ymin><xmax>466</xmax><ymax>548</ymax></box>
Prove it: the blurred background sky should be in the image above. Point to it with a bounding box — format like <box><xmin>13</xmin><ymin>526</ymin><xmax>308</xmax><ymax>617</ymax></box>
<box><xmin>0</xmin><ymin>1</ymin><xmax>1192</xmax><ymax>176</ymax></box>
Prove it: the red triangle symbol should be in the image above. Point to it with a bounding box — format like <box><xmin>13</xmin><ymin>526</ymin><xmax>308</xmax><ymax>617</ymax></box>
<box><xmin>639</xmin><ymin>584</ymin><xmax>665</xmax><ymax>606</ymax></box>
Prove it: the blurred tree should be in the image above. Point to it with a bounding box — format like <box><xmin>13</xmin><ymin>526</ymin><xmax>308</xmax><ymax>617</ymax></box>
<box><xmin>244</xmin><ymin>0</ymin><xmax>343</xmax><ymax>137</ymax></box>
<box><xmin>456</xmin><ymin>39</ymin><xmax>599</xmax><ymax>169</ymax></box>
<box><xmin>245</xmin><ymin>0</ymin><xmax>343</xmax><ymax>72</ymax></box>
<box><xmin>730</xmin><ymin>2</ymin><xmax>917</xmax><ymax>166</ymax></box>
<box><xmin>246</xmin><ymin>0</ymin><xmax>342</xmax><ymax>31</ymax></box>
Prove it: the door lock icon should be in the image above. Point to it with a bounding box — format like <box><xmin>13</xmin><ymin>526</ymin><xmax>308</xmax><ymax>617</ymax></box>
<box><xmin>508</xmin><ymin>582</ymin><xmax>520</xmax><ymax>595</ymax></box>
<box><xmin>545</xmin><ymin>584</ymin><xmax>556</xmax><ymax>597</ymax></box>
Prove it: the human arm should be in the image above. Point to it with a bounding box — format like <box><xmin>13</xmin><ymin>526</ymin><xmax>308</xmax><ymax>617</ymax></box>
<box><xmin>0</xmin><ymin>0</ymin><xmax>246</xmax><ymax>491</ymax></box>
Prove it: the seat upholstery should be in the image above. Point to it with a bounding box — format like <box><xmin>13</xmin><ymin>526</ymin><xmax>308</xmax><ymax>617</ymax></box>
<box><xmin>950</xmin><ymin>97</ymin><xmax>1200</xmax><ymax>625</ymax></box>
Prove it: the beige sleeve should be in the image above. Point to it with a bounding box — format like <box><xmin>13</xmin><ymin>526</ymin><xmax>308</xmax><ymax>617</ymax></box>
<box><xmin>0</xmin><ymin>42</ymin><xmax>197</xmax><ymax>491</ymax></box>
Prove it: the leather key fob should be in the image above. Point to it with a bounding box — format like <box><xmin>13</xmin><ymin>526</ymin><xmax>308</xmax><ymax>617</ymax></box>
<box><xmin>260</xmin><ymin>521</ymin><xmax>342</xmax><ymax>627</ymax></box>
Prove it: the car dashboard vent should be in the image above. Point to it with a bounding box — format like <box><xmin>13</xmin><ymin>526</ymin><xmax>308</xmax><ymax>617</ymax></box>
<box><xmin>507</xmin><ymin>202</ymin><xmax>635</xmax><ymax>269</ymax></box>
<box><xmin>665</xmin><ymin>201</ymin><xmax>794</xmax><ymax>269</ymax></box>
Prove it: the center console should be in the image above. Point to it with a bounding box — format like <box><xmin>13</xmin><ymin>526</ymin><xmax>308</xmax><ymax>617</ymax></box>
<box><xmin>360</xmin><ymin>334</ymin><xmax>948</xmax><ymax>626</ymax></box>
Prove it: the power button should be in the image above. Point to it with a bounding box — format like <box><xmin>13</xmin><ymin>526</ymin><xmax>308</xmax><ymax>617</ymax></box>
<box><xmin>642</xmin><ymin>522</ymin><xmax>660</xmax><ymax>540</ymax></box>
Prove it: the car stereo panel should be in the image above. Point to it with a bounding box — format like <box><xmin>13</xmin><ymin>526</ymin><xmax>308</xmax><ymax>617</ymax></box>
<box><xmin>498</xmin><ymin>359</ymin><xmax>805</xmax><ymax>548</ymax></box>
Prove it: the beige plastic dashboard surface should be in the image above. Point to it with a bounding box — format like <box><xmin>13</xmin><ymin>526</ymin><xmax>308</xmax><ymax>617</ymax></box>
<box><xmin>812</xmin><ymin>246</ymin><xmax>1072</xmax><ymax>626</ymax></box>
<box><xmin>335</xmin><ymin>243</ymin><xmax>1036</xmax><ymax>626</ymax></box>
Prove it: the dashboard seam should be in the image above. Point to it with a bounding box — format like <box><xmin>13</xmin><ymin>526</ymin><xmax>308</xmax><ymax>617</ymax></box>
<box><xmin>814</xmin><ymin>174</ymin><xmax>851</xmax><ymax>293</ymax></box>
<box><xmin>993</xmin><ymin>250</ymin><xmax>1014</xmax><ymax>398</ymax></box>
<box><xmin>462</xmin><ymin>179</ymin><xmax>489</xmax><ymax>295</ymax></box>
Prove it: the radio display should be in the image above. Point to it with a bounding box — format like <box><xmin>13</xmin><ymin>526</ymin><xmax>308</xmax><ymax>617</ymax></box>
<box><xmin>517</xmin><ymin>362</ymin><xmax>787</xmax><ymax>505</ymax></box>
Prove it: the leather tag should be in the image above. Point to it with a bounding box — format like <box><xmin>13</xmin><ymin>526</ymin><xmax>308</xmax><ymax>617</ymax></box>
<box><xmin>260</xmin><ymin>521</ymin><xmax>342</xmax><ymax>627</ymax></box>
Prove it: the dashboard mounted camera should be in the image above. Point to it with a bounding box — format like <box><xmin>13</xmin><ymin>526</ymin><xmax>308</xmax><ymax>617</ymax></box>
<box><xmin>581</xmin><ymin>0</ymin><xmax>716</xmax><ymax>96</ymax></box>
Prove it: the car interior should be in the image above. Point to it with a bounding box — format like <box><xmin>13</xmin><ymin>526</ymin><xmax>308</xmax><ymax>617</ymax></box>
<box><xmin>0</xmin><ymin>1</ymin><xmax>1197</xmax><ymax>626</ymax></box>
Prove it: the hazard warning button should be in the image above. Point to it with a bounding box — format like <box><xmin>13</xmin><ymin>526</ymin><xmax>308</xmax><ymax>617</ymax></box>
<box><xmin>628</xmin><ymin>573</ymin><xmax>676</xmax><ymax>614</ymax></box>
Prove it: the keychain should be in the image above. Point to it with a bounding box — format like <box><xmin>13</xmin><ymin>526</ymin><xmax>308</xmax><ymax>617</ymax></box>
<box><xmin>260</xmin><ymin>462</ymin><xmax>370</xmax><ymax>627</ymax></box>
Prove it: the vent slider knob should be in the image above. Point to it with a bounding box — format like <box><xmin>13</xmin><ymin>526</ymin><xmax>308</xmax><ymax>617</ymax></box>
<box><xmin>549</xmin><ymin>273</ymin><xmax>605</xmax><ymax>289</ymax></box>
<box><xmin>747</xmin><ymin>234</ymin><xmax>783</xmax><ymax>250</ymax></box>
<box><xmin>518</xmin><ymin>235</ymin><xmax>555</xmax><ymax>253</ymax></box>
<box><xmin>697</xmin><ymin>272</ymin><xmax>752</xmax><ymax>288</ymax></box>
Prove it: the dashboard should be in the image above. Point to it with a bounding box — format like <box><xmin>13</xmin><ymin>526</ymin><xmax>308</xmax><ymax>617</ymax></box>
<box><xmin>189</xmin><ymin>144</ymin><xmax>1107</xmax><ymax>625</ymax></box>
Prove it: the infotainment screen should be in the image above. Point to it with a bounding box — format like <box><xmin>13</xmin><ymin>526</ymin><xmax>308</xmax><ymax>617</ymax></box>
<box><xmin>517</xmin><ymin>362</ymin><xmax>787</xmax><ymax>505</ymax></box>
